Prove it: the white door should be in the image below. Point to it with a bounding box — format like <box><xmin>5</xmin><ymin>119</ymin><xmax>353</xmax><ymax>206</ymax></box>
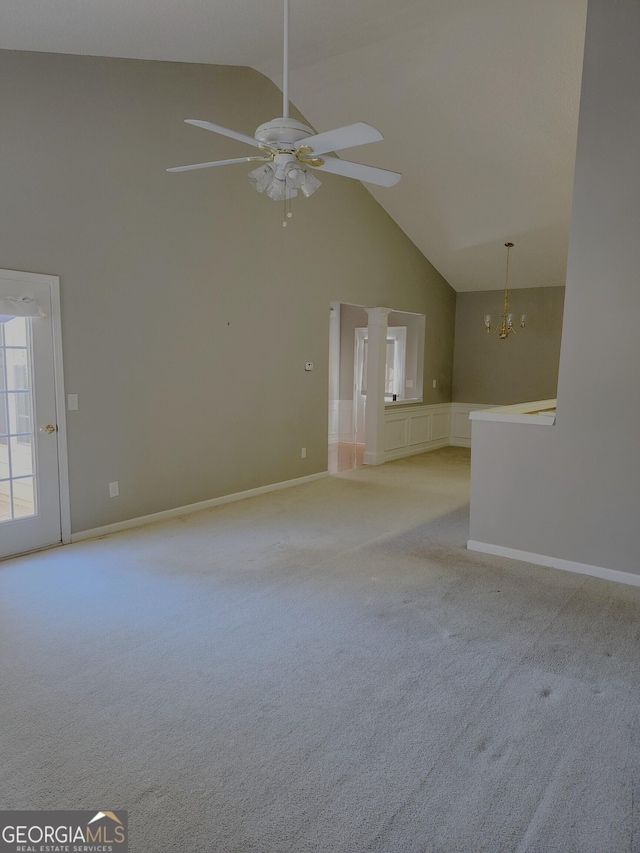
<box><xmin>0</xmin><ymin>272</ymin><xmax>65</xmax><ymax>559</ymax></box>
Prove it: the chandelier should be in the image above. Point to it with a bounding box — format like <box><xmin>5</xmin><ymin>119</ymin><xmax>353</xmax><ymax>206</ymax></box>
<box><xmin>484</xmin><ymin>242</ymin><xmax>526</xmax><ymax>339</ymax></box>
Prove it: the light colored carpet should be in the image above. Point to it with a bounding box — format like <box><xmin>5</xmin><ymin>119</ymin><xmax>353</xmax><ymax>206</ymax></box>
<box><xmin>1</xmin><ymin>447</ymin><xmax>639</xmax><ymax>852</ymax></box>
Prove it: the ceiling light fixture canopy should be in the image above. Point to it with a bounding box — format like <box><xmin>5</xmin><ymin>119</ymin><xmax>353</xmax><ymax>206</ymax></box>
<box><xmin>484</xmin><ymin>242</ymin><xmax>526</xmax><ymax>339</ymax></box>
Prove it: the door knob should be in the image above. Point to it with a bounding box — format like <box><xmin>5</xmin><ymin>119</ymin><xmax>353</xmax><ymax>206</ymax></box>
<box><xmin>41</xmin><ymin>424</ymin><xmax>57</xmax><ymax>434</ymax></box>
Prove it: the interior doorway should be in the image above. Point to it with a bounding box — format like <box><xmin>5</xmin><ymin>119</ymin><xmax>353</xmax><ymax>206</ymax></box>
<box><xmin>328</xmin><ymin>302</ymin><xmax>426</xmax><ymax>474</ymax></box>
<box><xmin>328</xmin><ymin>302</ymin><xmax>367</xmax><ymax>474</ymax></box>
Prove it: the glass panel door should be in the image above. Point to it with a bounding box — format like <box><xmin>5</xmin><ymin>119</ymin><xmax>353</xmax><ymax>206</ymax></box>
<box><xmin>0</xmin><ymin>273</ymin><xmax>62</xmax><ymax>560</ymax></box>
<box><xmin>0</xmin><ymin>317</ymin><xmax>37</xmax><ymax>522</ymax></box>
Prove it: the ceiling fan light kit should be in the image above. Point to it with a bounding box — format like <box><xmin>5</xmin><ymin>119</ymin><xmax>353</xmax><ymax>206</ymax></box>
<box><xmin>167</xmin><ymin>0</ymin><xmax>401</xmax><ymax>225</ymax></box>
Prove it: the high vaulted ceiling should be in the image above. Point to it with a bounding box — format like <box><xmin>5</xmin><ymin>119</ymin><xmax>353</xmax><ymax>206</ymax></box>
<box><xmin>0</xmin><ymin>0</ymin><xmax>587</xmax><ymax>291</ymax></box>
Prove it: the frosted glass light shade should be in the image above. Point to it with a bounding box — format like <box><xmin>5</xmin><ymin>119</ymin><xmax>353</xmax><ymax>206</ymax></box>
<box><xmin>286</xmin><ymin>165</ymin><xmax>321</xmax><ymax>198</ymax></box>
<box><xmin>266</xmin><ymin>176</ymin><xmax>287</xmax><ymax>201</ymax></box>
<box><xmin>298</xmin><ymin>169</ymin><xmax>321</xmax><ymax>198</ymax></box>
<box><xmin>249</xmin><ymin>162</ymin><xmax>322</xmax><ymax>201</ymax></box>
<box><xmin>248</xmin><ymin>164</ymin><xmax>274</xmax><ymax>193</ymax></box>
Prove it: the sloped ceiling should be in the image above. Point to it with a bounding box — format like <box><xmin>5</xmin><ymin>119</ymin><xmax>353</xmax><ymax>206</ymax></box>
<box><xmin>0</xmin><ymin>0</ymin><xmax>587</xmax><ymax>290</ymax></box>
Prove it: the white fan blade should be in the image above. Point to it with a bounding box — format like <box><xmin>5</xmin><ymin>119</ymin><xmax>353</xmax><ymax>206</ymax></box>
<box><xmin>167</xmin><ymin>157</ymin><xmax>262</xmax><ymax>173</ymax></box>
<box><xmin>303</xmin><ymin>122</ymin><xmax>383</xmax><ymax>156</ymax></box>
<box><xmin>184</xmin><ymin>120</ymin><xmax>260</xmax><ymax>149</ymax></box>
<box><xmin>314</xmin><ymin>156</ymin><xmax>401</xmax><ymax>187</ymax></box>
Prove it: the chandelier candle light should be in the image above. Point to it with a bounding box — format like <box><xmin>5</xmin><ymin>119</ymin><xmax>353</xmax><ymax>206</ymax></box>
<box><xmin>484</xmin><ymin>242</ymin><xmax>526</xmax><ymax>339</ymax></box>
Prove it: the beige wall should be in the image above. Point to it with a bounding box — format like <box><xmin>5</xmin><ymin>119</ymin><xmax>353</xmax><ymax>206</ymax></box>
<box><xmin>0</xmin><ymin>50</ymin><xmax>455</xmax><ymax>533</ymax></box>
<box><xmin>453</xmin><ymin>287</ymin><xmax>565</xmax><ymax>405</ymax></box>
<box><xmin>470</xmin><ymin>0</ymin><xmax>640</xmax><ymax>575</ymax></box>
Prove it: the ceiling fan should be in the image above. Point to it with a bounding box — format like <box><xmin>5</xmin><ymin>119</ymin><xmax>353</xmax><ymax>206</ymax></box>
<box><xmin>167</xmin><ymin>0</ymin><xmax>401</xmax><ymax>217</ymax></box>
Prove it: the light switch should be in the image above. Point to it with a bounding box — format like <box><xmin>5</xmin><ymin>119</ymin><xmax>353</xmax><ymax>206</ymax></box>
<box><xmin>67</xmin><ymin>394</ymin><xmax>79</xmax><ymax>411</ymax></box>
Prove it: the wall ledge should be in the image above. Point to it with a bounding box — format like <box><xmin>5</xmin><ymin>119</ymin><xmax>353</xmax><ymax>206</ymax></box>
<box><xmin>469</xmin><ymin>399</ymin><xmax>557</xmax><ymax>426</ymax></box>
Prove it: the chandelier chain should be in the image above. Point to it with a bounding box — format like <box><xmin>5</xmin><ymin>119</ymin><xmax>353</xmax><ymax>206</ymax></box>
<box><xmin>484</xmin><ymin>241</ymin><xmax>525</xmax><ymax>339</ymax></box>
<box><xmin>503</xmin><ymin>242</ymin><xmax>512</xmax><ymax>313</ymax></box>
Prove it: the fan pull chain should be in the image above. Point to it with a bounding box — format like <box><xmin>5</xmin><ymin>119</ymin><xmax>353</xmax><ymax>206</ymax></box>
<box><xmin>282</xmin><ymin>195</ymin><xmax>294</xmax><ymax>227</ymax></box>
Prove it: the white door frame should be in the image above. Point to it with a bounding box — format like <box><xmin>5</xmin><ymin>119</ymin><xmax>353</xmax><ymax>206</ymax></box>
<box><xmin>385</xmin><ymin>326</ymin><xmax>407</xmax><ymax>401</ymax></box>
<box><xmin>353</xmin><ymin>327</ymin><xmax>368</xmax><ymax>445</ymax></box>
<box><xmin>1</xmin><ymin>268</ymin><xmax>71</xmax><ymax>546</ymax></box>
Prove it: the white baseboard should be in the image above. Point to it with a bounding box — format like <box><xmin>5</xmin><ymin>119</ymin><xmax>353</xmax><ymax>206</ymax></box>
<box><xmin>467</xmin><ymin>539</ymin><xmax>640</xmax><ymax>588</ymax></box>
<box><xmin>384</xmin><ymin>438</ymin><xmax>449</xmax><ymax>462</ymax></box>
<box><xmin>363</xmin><ymin>450</ymin><xmax>385</xmax><ymax>465</ymax></box>
<box><xmin>72</xmin><ymin>472</ymin><xmax>329</xmax><ymax>544</ymax></box>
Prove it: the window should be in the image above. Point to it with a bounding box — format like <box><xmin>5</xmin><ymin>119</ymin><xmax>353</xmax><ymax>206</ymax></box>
<box><xmin>0</xmin><ymin>318</ymin><xmax>36</xmax><ymax>521</ymax></box>
<box><xmin>357</xmin><ymin>327</ymin><xmax>407</xmax><ymax>400</ymax></box>
<box><xmin>385</xmin><ymin>328</ymin><xmax>406</xmax><ymax>399</ymax></box>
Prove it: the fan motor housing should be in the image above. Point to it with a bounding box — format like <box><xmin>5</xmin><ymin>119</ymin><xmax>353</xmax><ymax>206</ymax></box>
<box><xmin>255</xmin><ymin>118</ymin><xmax>314</xmax><ymax>149</ymax></box>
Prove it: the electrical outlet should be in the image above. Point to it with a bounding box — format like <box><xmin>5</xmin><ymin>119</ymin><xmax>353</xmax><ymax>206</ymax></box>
<box><xmin>301</xmin><ymin>448</ymin><xmax>307</xmax><ymax>459</ymax></box>
<box><xmin>109</xmin><ymin>481</ymin><xmax>119</xmax><ymax>498</ymax></box>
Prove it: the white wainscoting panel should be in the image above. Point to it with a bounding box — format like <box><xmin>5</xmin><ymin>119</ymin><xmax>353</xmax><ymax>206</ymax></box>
<box><xmin>338</xmin><ymin>400</ymin><xmax>354</xmax><ymax>443</ymax></box>
<box><xmin>454</xmin><ymin>410</ymin><xmax>472</xmax><ymax>441</ymax></box>
<box><xmin>431</xmin><ymin>411</ymin><xmax>450</xmax><ymax>442</ymax></box>
<box><xmin>332</xmin><ymin>401</ymin><xmax>496</xmax><ymax>459</ymax></box>
<box><xmin>383</xmin><ymin>405</ymin><xmax>451</xmax><ymax>462</ymax></box>
<box><xmin>450</xmin><ymin>403</ymin><xmax>496</xmax><ymax>447</ymax></box>
<box><xmin>384</xmin><ymin>417</ymin><xmax>408</xmax><ymax>451</ymax></box>
<box><xmin>408</xmin><ymin>415</ymin><xmax>430</xmax><ymax>446</ymax></box>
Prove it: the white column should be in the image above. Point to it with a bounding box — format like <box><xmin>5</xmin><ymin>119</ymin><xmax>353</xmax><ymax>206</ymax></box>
<box><xmin>363</xmin><ymin>307</ymin><xmax>391</xmax><ymax>465</ymax></box>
